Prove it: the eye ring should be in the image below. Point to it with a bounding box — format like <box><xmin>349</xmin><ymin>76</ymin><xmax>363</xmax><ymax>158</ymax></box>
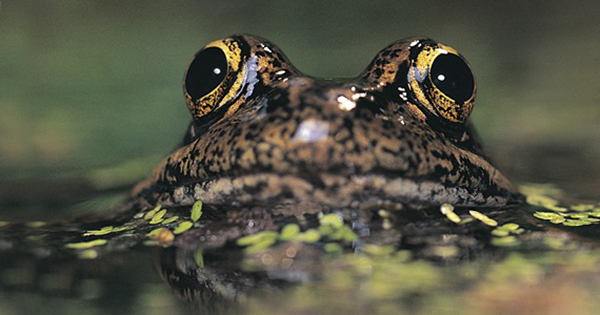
<box><xmin>183</xmin><ymin>38</ymin><xmax>246</xmax><ymax>121</ymax></box>
<box><xmin>407</xmin><ymin>43</ymin><xmax>476</xmax><ymax>123</ymax></box>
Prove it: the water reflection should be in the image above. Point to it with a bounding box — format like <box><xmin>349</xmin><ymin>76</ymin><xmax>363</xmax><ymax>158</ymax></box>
<box><xmin>0</xmin><ymin>192</ymin><xmax>600</xmax><ymax>315</ymax></box>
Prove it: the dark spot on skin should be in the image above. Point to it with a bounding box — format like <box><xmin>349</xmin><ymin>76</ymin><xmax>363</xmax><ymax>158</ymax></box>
<box><xmin>271</xmin><ymin>59</ymin><xmax>282</xmax><ymax>68</ymax></box>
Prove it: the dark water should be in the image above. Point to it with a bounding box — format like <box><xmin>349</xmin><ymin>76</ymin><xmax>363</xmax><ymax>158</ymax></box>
<box><xmin>1</xmin><ymin>194</ymin><xmax>600</xmax><ymax>315</ymax></box>
<box><xmin>1</xmin><ymin>1</ymin><xmax>600</xmax><ymax>314</ymax></box>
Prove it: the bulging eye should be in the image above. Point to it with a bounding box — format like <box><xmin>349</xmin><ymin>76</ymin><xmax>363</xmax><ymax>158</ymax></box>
<box><xmin>406</xmin><ymin>41</ymin><xmax>477</xmax><ymax>124</ymax></box>
<box><xmin>183</xmin><ymin>37</ymin><xmax>246</xmax><ymax>122</ymax></box>
<box><xmin>185</xmin><ymin>47</ymin><xmax>228</xmax><ymax>101</ymax></box>
<box><xmin>430</xmin><ymin>54</ymin><xmax>474</xmax><ymax>105</ymax></box>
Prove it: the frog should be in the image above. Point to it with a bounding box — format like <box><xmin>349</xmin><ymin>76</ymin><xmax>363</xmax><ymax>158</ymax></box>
<box><xmin>129</xmin><ymin>34</ymin><xmax>521</xmax><ymax>213</ymax></box>
<box><xmin>0</xmin><ymin>35</ymin><xmax>525</xmax><ymax>257</ymax></box>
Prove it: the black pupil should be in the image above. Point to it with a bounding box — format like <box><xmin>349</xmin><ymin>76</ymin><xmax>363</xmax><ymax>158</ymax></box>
<box><xmin>185</xmin><ymin>47</ymin><xmax>227</xmax><ymax>101</ymax></box>
<box><xmin>430</xmin><ymin>54</ymin><xmax>474</xmax><ymax>104</ymax></box>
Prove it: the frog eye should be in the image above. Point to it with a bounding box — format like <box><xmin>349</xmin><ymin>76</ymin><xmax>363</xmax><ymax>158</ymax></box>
<box><xmin>183</xmin><ymin>38</ymin><xmax>246</xmax><ymax>122</ymax></box>
<box><xmin>430</xmin><ymin>54</ymin><xmax>475</xmax><ymax>105</ymax></box>
<box><xmin>185</xmin><ymin>47</ymin><xmax>228</xmax><ymax>101</ymax></box>
<box><xmin>408</xmin><ymin>42</ymin><xmax>476</xmax><ymax>124</ymax></box>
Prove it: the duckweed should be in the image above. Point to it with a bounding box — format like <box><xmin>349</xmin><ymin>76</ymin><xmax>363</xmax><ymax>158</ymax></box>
<box><xmin>565</xmin><ymin>212</ymin><xmax>590</xmax><ymax>219</ymax></box>
<box><xmin>194</xmin><ymin>249</ymin><xmax>204</xmax><ymax>268</ymax></box>
<box><xmin>315</xmin><ymin>213</ymin><xmax>357</xmax><ymax>242</ymax></box>
<box><xmin>323</xmin><ymin>243</ymin><xmax>343</xmax><ymax>254</ymax></box>
<box><xmin>237</xmin><ymin>231</ymin><xmax>279</xmax><ymax>253</ymax></box>
<box><xmin>457</xmin><ymin>217</ymin><xmax>474</xmax><ymax>225</ymax></box>
<box><xmin>161</xmin><ymin>216</ymin><xmax>179</xmax><ymax>224</ymax></box>
<box><xmin>377</xmin><ymin>209</ymin><xmax>391</xmax><ymax>218</ymax></box>
<box><xmin>362</xmin><ymin>244</ymin><xmax>395</xmax><ymax>256</ymax></box>
<box><xmin>445</xmin><ymin>211</ymin><xmax>461</xmax><ymax>223</ymax></box>
<box><xmin>526</xmin><ymin>194</ymin><xmax>560</xmax><ymax>207</ymax></box>
<box><xmin>143</xmin><ymin>205</ymin><xmax>161</xmax><ymax>220</ymax></box>
<box><xmin>570</xmin><ymin>204</ymin><xmax>596</xmax><ymax>211</ymax></box>
<box><xmin>522</xmin><ymin>186</ymin><xmax>568</xmax><ymax>211</ymax></box>
<box><xmin>279</xmin><ymin>224</ymin><xmax>301</xmax><ymax>241</ymax></box>
<box><xmin>319</xmin><ymin>213</ymin><xmax>344</xmax><ymax>228</ymax></box>
<box><xmin>191</xmin><ymin>200</ymin><xmax>203</xmax><ymax>222</ymax></box>
<box><xmin>491</xmin><ymin>236</ymin><xmax>520</xmax><ymax>247</ymax></box>
<box><xmin>549</xmin><ymin>216</ymin><xmax>567</xmax><ymax>224</ymax></box>
<box><xmin>534</xmin><ymin>208</ymin><xmax>600</xmax><ymax>226</ymax></box>
<box><xmin>66</xmin><ymin>239</ymin><xmax>108</xmax><ymax>249</ymax></box>
<box><xmin>293</xmin><ymin>229</ymin><xmax>321</xmax><ymax>243</ymax></box>
<box><xmin>147</xmin><ymin>227</ymin><xmax>168</xmax><ymax>237</ymax></box>
<box><xmin>519</xmin><ymin>183</ymin><xmax>564</xmax><ymax>197</ymax></box>
<box><xmin>142</xmin><ymin>240</ymin><xmax>159</xmax><ymax>246</ymax></box>
<box><xmin>328</xmin><ymin>225</ymin><xmax>357</xmax><ymax>242</ymax></box>
<box><xmin>543</xmin><ymin>237</ymin><xmax>570</xmax><ymax>250</ymax></box>
<box><xmin>502</xmin><ymin>223</ymin><xmax>520</xmax><ymax>231</ymax></box>
<box><xmin>430</xmin><ymin>245</ymin><xmax>459</xmax><ymax>258</ymax></box>
<box><xmin>78</xmin><ymin>249</ymin><xmax>99</xmax><ymax>259</ymax></box>
<box><xmin>173</xmin><ymin>221</ymin><xmax>193</xmax><ymax>234</ymax></box>
<box><xmin>492</xmin><ymin>223</ymin><xmax>524</xmax><ymax>238</ymax></box>
<box><xmin>237</xmin><ymin>231</ymin><xmax>279</xmax><ymax>246</ymax></box>
<box><xmin>25</xmin><ymin>221</ymin><xmax>46</xmax><ymax>228</ymax></box>
<box><xmin>491</xmin><ymin>229</ymin><xmax>509</xmax><ymax>237</ymax></box>
<box><xmin>440</xmin><ymin>203</ymin><xmax>454</xmax><ymax>214</ymax></box>
<box><xmin>149</xmin><ymin>209</ymin><xmax>167</xmax><ymax>224</ymax></box>
<box><xmin>563</xmin><ymin>219</ymin><xmax>592</xmax><ymax>227</ymax></box>
<box><xmin>84</xmin><ymin>225</ymin><xmax>130</xmax><ymax>236</ymax></box>
<box><xmin>236</xmin><ymin>212</ymin><xmax>361</xmax><ymax>253</ymax></box>
<box><xmin>440</xmin><ymin>203</ymin><xmax>461</xmax><ymax>223</ymax></box>
<box><xmin>534</xmin><ymin>212</ymin><xmax>564</xmax><ymax>222</ymax></box>
<box><xmin>468</xmin><ymin>210</ymin><xmax>498</xmax><ymax>226</ymax></box>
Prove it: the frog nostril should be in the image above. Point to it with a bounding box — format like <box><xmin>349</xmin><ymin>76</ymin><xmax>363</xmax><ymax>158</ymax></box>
<box><xmin>273</xmin><ymin>69</ymin><xmax>291</xmax><ymax>82</ymax></box>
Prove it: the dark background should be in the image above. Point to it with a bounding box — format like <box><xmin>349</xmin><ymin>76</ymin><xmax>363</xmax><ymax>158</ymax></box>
<box><xmin>1</xmin><ymin>0</ymin><xmax>599</xmax><ymax>200</ymax></box>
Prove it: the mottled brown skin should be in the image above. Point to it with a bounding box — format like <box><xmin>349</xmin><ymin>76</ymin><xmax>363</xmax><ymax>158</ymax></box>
<box><xmin>131</xmin><ymin>35</ymin><xmax>520</xmax><ymax>211</ymax></box>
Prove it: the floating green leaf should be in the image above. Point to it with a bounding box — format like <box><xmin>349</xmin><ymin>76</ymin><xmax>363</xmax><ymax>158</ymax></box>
<box><xmin>147</xmin><ymin>227</ymin><xmax>169</xmax><ymax>237</ymax></box>
<box><xmin>66</xmin><ymin>239</ymin><xmax>108</xmax><ymax>249</ymax></box>
<box><xmin>84</xmin><ymin>225</ymin><xmax>130</xmax><ymax>236</ymax></box>
<box><xmin>237</xmin><ymin>231</ymin><xmax>278</xmax><ymax>246</ymax></box>
<box><xmin>294</xmin><ymin>229</ymin><xmax>321</xmax><ymax>243</ymax></box>
<box><xmin>144</xmin><ymin>205</ymin><xmax>161</xmax><ymax>220</ymax></box>
<box><xmin>25</xmin><ymin>221</ymin><xmax>46</xmax><ymax>228</ymax></box>
<box><xmin>280</xmin><ymin>224</ymin><xmax>300</xmax><ymax>241</ymax></box>
<box><xmin>161</xmin><ymin>216</ymin><xmax>179</xmax><ymax>224</ymax></box>
<box><xmin>491</xmin><ymin>236</ymin><xmax>520</xmax><ymax>247</ymax></box>
<box><xmin>319</xmin><ymin>213</ymin><xmax>344</xmax><ymax>228</ymax></box>
<box><xmin>191</xmin><ymin>200</ymin><xmax>203</xmax><ymax>222</ymax></box>
<box><xmin>78</xmin><ymin>249</ymin><xmax>99</xmax><ymax>259</ymax></box>
<box><xmin>324</xmin><ymin>243</ymin><xmax>343</xmax><ymax>254</ymax></box>
<box><xmin>194</xmin><ymin>249</ymin><xmax>204</xmax><ymax>268</ymax></box>
<box><xmin>149</xmin><ymin>209</ymin><xmax>167</xmax><ymax>224</ymax></box>
<box><xmin>570</xmin><ymin>204</ymin><xmax>595</xmax><ymax>211</ymax></box>
<box><xmin>469</xmin><ymin>210</ymin><xmax>498</xmax><ymax>226</ymax></box>
<box><xmin>362</xmin><ymin>244</ymin><xmax>395</xmax><ymax>256</ymax></box>
<box><xmin>173</xmin><ymin>221</ymin><xmax>193</xmax><ymax>234</ymax></box>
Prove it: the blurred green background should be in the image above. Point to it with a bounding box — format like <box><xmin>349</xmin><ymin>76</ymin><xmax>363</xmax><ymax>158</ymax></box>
<box><xmin>1</xmin><ymin>0</ymin><xmax>599</xmax><ymax>200</ymax></box>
